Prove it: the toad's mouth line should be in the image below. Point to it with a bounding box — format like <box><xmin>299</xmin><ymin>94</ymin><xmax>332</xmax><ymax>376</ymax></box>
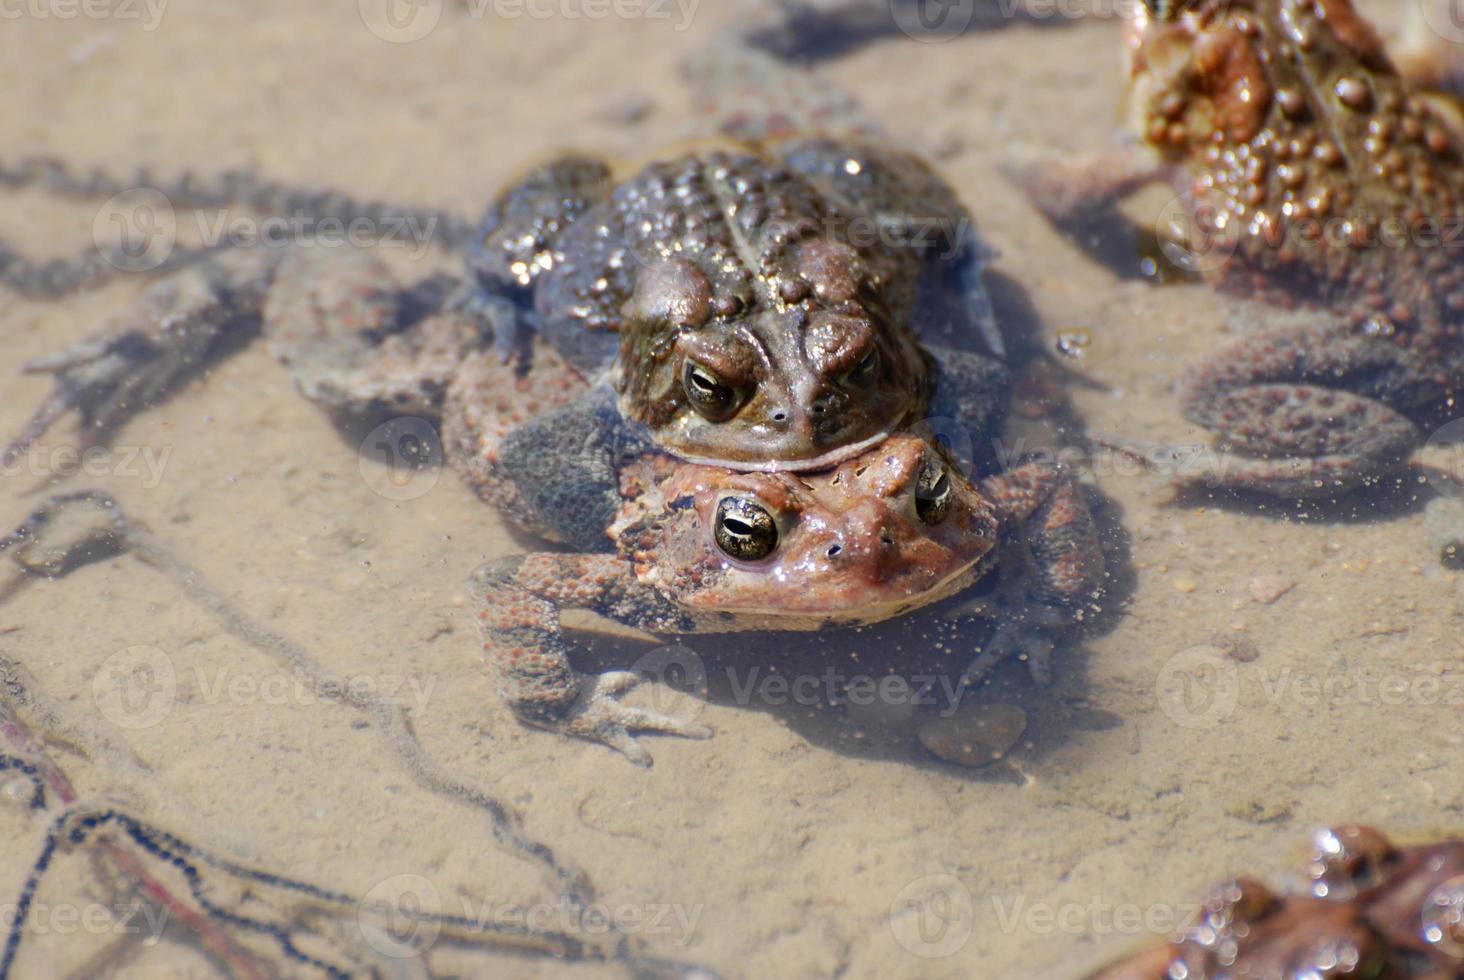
<box><xmin>695</xmin><ymin>550</ymin><xmax>991</xmax><ymax>624</ymax></box>
<box><xmin>672</xmin><ymin>426</ymin><xmax>896</xmax><ymax>473</ymax></box>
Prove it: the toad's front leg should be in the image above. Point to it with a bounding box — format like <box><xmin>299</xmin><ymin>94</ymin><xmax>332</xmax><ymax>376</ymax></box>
<box><xmin>472</xmin><ymin>553</ymin><xmax>712</xmax><ymax>767</ymax></box>
<box><xmin>960</xmin><ymin>459</ymin><xmax>1105</xmax><ymax>685</ymax></box>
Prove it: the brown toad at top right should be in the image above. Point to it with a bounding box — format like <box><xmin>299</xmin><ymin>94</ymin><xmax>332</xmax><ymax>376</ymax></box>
<box><xmin>1016</xmin><ymin>0</ymin><xmax>1464</xmax><ymax>498</ymax></box>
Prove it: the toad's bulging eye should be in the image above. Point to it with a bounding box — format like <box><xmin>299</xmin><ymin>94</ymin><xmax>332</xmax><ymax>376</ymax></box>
<box><xmin>846</xmin><ymin>348</ymin><xmax>879</xmax><ymax>385</ymax></box>
<box><xmin>682</xmin><ymin>360</ymin><xmax>744</xmax><ymax>422</ymax></box>
<box><xmin>915</xmin><ymin>461</ymin><xmax>952</xmax><ymax>525</ymax></box>
<box><xmin>713</xmin><ymin>497</ymin><xmax>778</xmax><ymax>561</ymax></box>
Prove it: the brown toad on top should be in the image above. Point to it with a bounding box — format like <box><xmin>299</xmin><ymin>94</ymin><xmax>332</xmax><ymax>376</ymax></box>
<box><xmin>471</xmin><ymin>138</ymin><xmax>989</xmax><ymax>470</ymax></box>
<box><xmin>1015</xmin><ymin>0</ymin><xmax>1464</xmax><ymax>497</ymax></box>
<box><xmin>6</xmin><ymin>41</ymin><xmax>1000</xmax><ymax>479</ymax></box>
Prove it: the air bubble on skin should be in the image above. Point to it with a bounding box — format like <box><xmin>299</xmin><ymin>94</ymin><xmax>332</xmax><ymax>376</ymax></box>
<box><xmin>1421</xmin><ymin>876</ymin><xmax>1464</xmax><ymax>956</ymax></box>
<box><xmin>1056</xmin><ymin>328</ymin><xmax>1092</xmax><ymax>358</ymax></box>
<box><xmin>1361</xmin><ymin>315</ymin><xmax>1396</xmax><ymax>338</ymax></box>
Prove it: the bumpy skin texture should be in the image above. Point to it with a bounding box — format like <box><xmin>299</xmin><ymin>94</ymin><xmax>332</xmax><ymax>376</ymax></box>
<box><xmin>471</xmin><ymin>136</ymin><xmax>996</xmax><ymax>470</ymax></box>
<box><xmin>1089</xmin><ymin>825</ymin><xmax>1464</xmax><ymax>980</ymax></box>
<box><xmin>17</xmin><ymin>245</ymin><xmax>1098</xmax><ymax>765</ymax></box>
<box><xmin>465</xmin><ymin>421</ymin><xmax>1103</xmax><ymax>765</ymax></box>
<box><xmin>7</xmin><ymin>139</ymin><xmax>996</xmax><ymax>478</ymax></box>
<box><xmin>6</xmin><ymin>23</ymin><xmax>1000</xmax><ymax>481</ymax></box>
<box><xmin>1018</xmin><ymin>0</ymin><xmax>1464</xmax><ymax>497</ymax></box>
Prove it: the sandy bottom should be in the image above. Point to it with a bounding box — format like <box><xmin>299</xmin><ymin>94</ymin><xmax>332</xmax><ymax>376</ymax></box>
<box><xmin>2</xmin><ymin>1</ymin><xmax>1462</xmax><ymax>977</ymax></box>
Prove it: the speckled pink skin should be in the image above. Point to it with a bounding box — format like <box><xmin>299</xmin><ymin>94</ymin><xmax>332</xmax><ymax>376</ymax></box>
<box><xmin>451</xmin><ymin>340</ymin><xmax>1103</xmax><ymax>765</ymax></box>
<box><xmin>467</xmin><ymin>446</ymin><xmax>1101</xmax><ymax>767</ymax></box>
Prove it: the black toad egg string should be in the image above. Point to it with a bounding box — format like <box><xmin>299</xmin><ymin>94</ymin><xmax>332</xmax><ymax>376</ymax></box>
<box><xmin>57</xmin><ymin>810</ymin><xmax>357</xmax><ymax>979</ymax></box>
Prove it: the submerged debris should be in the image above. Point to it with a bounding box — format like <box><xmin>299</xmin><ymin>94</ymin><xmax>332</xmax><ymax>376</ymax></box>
<box><xmin>917</xmin><ymin>702</ymin><xmax>1027</xmax><ymax>768</ymax></box>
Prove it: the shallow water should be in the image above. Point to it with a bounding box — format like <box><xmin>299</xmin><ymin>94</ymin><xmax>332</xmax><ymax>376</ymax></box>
<box><xmin>2</xmin><ymin>1</ymin><xmax>1463</xmax><ymax>977</ymax></box>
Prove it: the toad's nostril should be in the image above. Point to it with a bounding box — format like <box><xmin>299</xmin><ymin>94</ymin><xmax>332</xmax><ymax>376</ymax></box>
<box><xmin>773</xmin><ymin>412</ymin><xmax>787</xmax><ymax>422</ymax></box>
<box><xmin>827</xmin><ymin>544</ymin><xmax>842</xmax><ymax>558</ymax></box>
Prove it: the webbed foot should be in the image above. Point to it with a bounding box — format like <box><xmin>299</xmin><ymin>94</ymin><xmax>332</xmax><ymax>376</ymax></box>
<box><xmin>946</xmin><ymin>596</ymin><xmax>1070</xmax><ymax>686</ymax></box>
<box><xmin>445</xmin><ymin>284</ymin><xmax>532</xmax><ymax>367</ymax></box>
<box><xmin>5</xmin><ymin>254</ymin><xmax>274</xmax><ymax>466</ymax></box>
<box><xmin>556</xmin><ymin>670</ymin><xmax>712</xmax><ymax>768</ymax></box>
